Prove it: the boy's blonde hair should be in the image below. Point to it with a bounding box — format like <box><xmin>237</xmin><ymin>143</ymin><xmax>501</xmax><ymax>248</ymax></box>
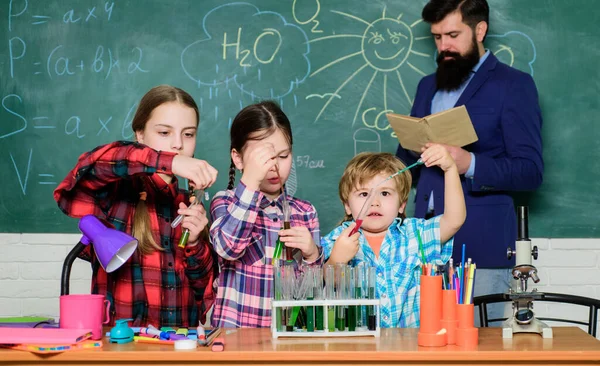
<box><xmin>339</xmin><ymin>152</ymin><xmax>412</xmax><ymax>222</ymax></box>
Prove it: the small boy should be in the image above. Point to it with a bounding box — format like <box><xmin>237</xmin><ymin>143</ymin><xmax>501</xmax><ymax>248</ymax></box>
<box><xmin>321</xmin><ymin>145</ymin><xmax>466</xmax><ymax>327</ymax></box>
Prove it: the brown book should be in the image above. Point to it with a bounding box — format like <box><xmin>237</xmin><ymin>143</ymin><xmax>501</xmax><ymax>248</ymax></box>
<box><xmin>386</xmin><ymin>105</ymin><xmax>478</xmax><ymax>152</ymax></box>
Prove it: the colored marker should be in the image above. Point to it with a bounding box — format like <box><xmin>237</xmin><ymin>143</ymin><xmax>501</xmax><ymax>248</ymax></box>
<box><xmin>134</xmin><ymin>336</ymin><xmax>174</xmax><ymax>345</ymax></box>
<box><xmin>211</xmin><ymin>337</ymin><xmax>225</xmax><ymax>352</ymax></box>
<box><xmin>140</xmin><ymin>327</ymin><xmax>169</xmax><ymax>340</ymax></box>
<box><xmin>197</xmin><ymin>323</ymin><xmax>206</xmax><ymax>342</ymax></box>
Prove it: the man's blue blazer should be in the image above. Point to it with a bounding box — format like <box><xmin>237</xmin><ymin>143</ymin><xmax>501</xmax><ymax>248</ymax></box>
<box><xmin>396</xmin><ymin>53</ymin><xmax>543</xmax><ymax>268</ymax></box>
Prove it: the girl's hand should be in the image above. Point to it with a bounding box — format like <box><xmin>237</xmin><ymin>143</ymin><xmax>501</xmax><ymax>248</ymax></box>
<box><xmin>328</xmin><ymin>223</ymin><xmax>360</xmax><ymax>264</ymax></box>
<box><xmin>278</xmin><ymin>226</ymin><xmax>319</xmax><ymax>262</ymax></box>
<box><xmin>177</xmin><ymin>200</ymin><xmax>209</xmax><ymax>246</ymax></box>
<box><xmin>172</xmin><ymin>156</ymin><xmax>218</xmax><ymax>189</ymax></box>
<box><xmin>420</xmin><ymin>143</ymin><xmax>457</xmax><ymax>172</ymax></box>
<box><xmin>239</xmin><ymin>142</ymin><xmax>277</xmax><ymax>191</ymax></box>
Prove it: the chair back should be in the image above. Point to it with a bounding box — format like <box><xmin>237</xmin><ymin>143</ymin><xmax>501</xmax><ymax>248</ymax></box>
<box><xmin>473</xmin><ymin>292</ymin><xmax>600</xmax><ymax>337</ymax></box>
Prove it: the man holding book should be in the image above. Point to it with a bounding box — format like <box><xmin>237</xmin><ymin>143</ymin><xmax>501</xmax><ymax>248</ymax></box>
<box><xmin>395</xmin><ymin>0</ymin><xmax>543</xmax><ymax>320</ymax></box>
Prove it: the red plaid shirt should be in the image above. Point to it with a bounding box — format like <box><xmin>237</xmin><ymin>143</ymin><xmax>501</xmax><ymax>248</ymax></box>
<box><xmin>54</xmin><ymin>141</ymin><xmax>215</xmax><ymax>327</ymax></box>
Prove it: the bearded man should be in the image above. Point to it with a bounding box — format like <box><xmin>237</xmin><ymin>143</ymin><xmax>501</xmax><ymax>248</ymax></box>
<box><xmin>395</xmin><ymin>0</ymin><xmax>543</xmax><ymax>323</ymax></box>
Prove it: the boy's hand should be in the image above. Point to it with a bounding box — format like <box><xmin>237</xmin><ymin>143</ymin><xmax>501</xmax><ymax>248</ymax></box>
<box><xmin>172</xmin><ymin>156</ymin><xmax>218</xmax><ymax>189</ymax></box>
<box><xmin>239</xmin><ymin>142</ymin><xmax>277</xmax><ymax>191</ymax></box>
<box><xmin>328</xmin><ymin>223</ymin><xmax>360</xmax><ymax>264</ymax></box>
<box><xmin>421</xmin><ymin>143</ymin><xmax>459</xmax><ymax>173</ymax></box>
<box><xmin>278</xmin><ymin>226</ymin><xmax>319</xmax><ymax>262</ymax></box>
<box><xmin>177</xmin><ymin>200</ymin><xmax>209</xmax><ymax>246</ymax></box>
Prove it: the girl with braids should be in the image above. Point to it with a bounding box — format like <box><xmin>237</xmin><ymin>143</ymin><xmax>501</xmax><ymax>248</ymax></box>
<box><xmin>54</xmin><ymin>85</ymin><xmax>218</xmax><ymax>327</ymax></box>
<box><xmin>209</xmin><ymin>100</ymin><xmax>322</xmax><ymax>328</ymax></box>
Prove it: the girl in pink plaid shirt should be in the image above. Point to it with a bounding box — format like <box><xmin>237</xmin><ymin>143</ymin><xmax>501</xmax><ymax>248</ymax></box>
<box><xmin>209</xmin><ymin>101</ymin><xmax>322</xmax><ymax>328</ymax></box>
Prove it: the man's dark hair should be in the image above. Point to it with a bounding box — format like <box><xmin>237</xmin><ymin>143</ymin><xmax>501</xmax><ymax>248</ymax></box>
<box><xmin>422</xmin><ymin>0</ymin><xmax>489</xmax><ymax>40</ymax></box>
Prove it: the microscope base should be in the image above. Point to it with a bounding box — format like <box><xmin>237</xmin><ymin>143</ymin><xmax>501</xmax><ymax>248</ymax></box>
<box><xmin>502</xmin><ymin>317</ymin><xmax>553</xmax><ymax>339</ymax></box>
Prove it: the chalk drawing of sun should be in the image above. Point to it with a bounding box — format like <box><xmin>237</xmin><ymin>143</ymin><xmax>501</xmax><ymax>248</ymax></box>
<box><xmin>308</xmin><ymin>8</ymin><xmax>431</xmax><ymax>132</ymax></box>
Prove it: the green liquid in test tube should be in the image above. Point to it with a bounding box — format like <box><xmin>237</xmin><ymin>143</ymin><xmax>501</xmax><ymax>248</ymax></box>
<box><xmin>336</xmin><ymin>264</ymin><xmax>346</xmax><ymax>331</ymax></box>
<box><xmin>306</xmin><ymin>297</ymin><xmax>314</xmax><ymax>332</ymax></box>
<box><xmin>367</xmin><ymin>266</ymin><xmax>376</xmax><ymax>331</ymax></box>
<box><xmin>314</xmin><ymin>266</ymin><xmax>324</xmax><ymax>331</ymax></box>
<box><xmin>347</xmin><ymin>267</ymin><xmax>356</xmax><ymax>331</ymax></box>
<box><xmin>325</xmin><ymin>265</ymin><xmax>335</xmax><ymax>332</ymax></box>
<box><xmin>354</xmin><ymin>286</ymin><xmax>362</xmax><ymax>330</ymax></box>
<box><xmin>282</xmin><ymin>264</ymin><xmax>295</xmax><ymax>332</ymax></box>
<box><xmin>336</xmin><ymin>311</ymin><xmax>345</xmax><ymax>331</ymax></box>
<box><xmin>356</xmin><ymin>263</ymin><xmax>366</xmax><ymax>329</ymax></box>
<box><xmin>273</xmin><ymin>221</ymin><xmax>291</xmax><ymax>261</ymax></box>
<box><xmin>274</xmin><ymin>266</ymin><xmax>284</xmax><ymax>332</ymax></box>
<box><xmin>306</xmin><ymin>267</ymin><xmax>315</xmax><ymax>332</ymax></box>
<box><xmin>315</xmin><ymin>304</ymin><xmax>324</xmax><ymax>330</ymax></box>
<box><xmin>328</xmin><ymin>306</ymin><xmax>335</xmax><ymax>331</ymax></box>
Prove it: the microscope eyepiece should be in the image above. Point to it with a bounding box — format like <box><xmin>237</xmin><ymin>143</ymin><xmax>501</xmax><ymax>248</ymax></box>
<box><xmin>517</xmin><ymin>206</ymin><xmax>529</xmax><ymax>240</ymax></box>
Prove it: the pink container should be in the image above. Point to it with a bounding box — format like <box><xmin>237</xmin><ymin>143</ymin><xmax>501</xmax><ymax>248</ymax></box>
<box><xmin>59</xmin><ymin>294</ymin><xmax>110</xmax><ymax>340</ymax></box>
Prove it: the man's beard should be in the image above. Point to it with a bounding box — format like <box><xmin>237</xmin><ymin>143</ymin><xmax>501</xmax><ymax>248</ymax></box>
<box><xmin>435</xmin><ymin>38</ymin><xmax>480</xmax><ymax>91</ymax></box>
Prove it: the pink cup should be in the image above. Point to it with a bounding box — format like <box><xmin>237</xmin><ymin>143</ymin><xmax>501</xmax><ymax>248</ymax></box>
<box><xmin>59</xmin><ymin>294</ymin><xmax>110</xmax><ymax>340</ymax></box>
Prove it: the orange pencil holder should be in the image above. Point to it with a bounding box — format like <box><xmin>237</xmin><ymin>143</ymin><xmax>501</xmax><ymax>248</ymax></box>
<box><xmin>417</xmin><ymin>275</ymin><xmax>447</xmax><ymax>347</ymax></box>
<box><xmin>456</xmin><ymin>303</ymin><xmax>479</xmax><ymax>348</ymax></box>
<box><xmin>441</xmin><ymin>289</ymin><xmax>458</xmax><ymax>345</ymax></box>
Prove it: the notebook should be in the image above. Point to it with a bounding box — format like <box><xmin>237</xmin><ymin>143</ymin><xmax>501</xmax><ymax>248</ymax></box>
<box><xmin>1</xmin><ymin>340</ymin><xmax>102</xmax><ymax>354</ymax></box>
<box><xmin>0</xmin><ymin>327</ymin><xmax>92</xmax><ymax>345</ymax></box>
<box><xmin>0</xmin><ymin>316</ymin><xmax>56</xmax><ymax>328</ymax></box>
<box><xmin>387</xmin><ymin>105</ymin><xmax>478</xmax><ymax>152</ymax></box>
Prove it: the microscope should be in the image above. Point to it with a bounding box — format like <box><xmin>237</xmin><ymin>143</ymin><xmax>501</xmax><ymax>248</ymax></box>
<box><xmin>503</xmin><ymin>206</ymin><xmax>553</xmax><ymax>339</ymax></box>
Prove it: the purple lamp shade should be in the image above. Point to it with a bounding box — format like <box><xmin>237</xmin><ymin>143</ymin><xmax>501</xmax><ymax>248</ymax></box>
<box><xmin>79</xmin><ymin>215</ymin><xmax>138</xmax><ymax>273</ymax></box>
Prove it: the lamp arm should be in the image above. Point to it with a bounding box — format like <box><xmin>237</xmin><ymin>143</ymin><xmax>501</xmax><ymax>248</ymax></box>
<box><xmin>60</xmin><ymin>241</ymin><xmax>88</xmax><ymax>296</ymax></box>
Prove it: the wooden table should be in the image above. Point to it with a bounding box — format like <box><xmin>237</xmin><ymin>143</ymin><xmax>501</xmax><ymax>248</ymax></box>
<box><xmin>1</xmin><ymin>327</ymin><xmax>599</xmax><ymax>365</ymax></box>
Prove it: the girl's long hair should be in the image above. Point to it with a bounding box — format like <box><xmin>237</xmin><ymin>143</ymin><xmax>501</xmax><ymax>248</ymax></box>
<box><xmin>131</xmin><ymin>85</ymin><xmax>199</xmax><ymax>255</ymax></box>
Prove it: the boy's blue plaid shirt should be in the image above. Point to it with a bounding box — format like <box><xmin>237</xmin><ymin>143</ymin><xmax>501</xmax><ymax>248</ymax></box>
<box><xmin>321</xmin><ymin>216</ymin><xmax>453</xmax><ymax>328</ymax></box>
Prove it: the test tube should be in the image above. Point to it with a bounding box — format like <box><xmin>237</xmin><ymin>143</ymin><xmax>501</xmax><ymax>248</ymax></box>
<box><xmin>283</xmin><ymin>264</ymin><xmax>295</xmax><ymax>331</ymax></box>
<box><xmin>325</xmin><ymin>265</ymin><xmax>335</xmax><ymax>332</ymax></box>
<box><xmin>356</xmin><ymin>263</ymin><xmax>366</xmax><ymax>330</ymax></box>
<box><xmin>274</xmin><ymin>221</ymin><xmax>291</xmax><ymax>262</ymax></box>
<box><xmin>274</xmin><ymin>265</ymin><xmax>284</xmax><ymax>332</ymax></box>
<box><xmin>305</xmin><ymin>267</ymin><xmax>315</xmax><ymax>332</ymax></box>
<box><xmin>335</xmin><ymin>263</ymin><xmax>346</xmax><ymax>331</ymax></box>
<box><xmin>277</xmin><ymin>180</ymin><xmax>294</xmax><ymax>261</ymax></box>
<box><xmin>367</xmin><ymin>266</ymin><xmax>377</xmax><ymax>331</ymax></box>
<box><xmin>314</xmin><ymin>266</ymin><xmax>324</xmax><ymax>331</ymax></box>
<box><xmin>346</xmin><ymin>265</ymin><xmax>353</xmax><ymax>330</ymax></box>
<box><xmin>348</xmin><ymin>266</ymin><xmax>357</xmax><ymax>331</ymax></box>
<box><xmin>274</xmin><ymin>171</ymin><xmax>293</xmax><ymax>261</ymax></box>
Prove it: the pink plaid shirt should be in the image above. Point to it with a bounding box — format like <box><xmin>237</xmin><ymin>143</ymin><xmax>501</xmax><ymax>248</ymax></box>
<box><xmin>209</xmin><ymin>182</ymin><xmax>321</xmax><ymax>328</ymax></box>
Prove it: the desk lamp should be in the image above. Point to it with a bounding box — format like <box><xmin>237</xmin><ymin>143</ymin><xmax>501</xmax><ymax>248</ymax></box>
<box><xmin>60</xmin><ymin>215</ymin><xmax>138</xmax><ymax>296</ymax></box>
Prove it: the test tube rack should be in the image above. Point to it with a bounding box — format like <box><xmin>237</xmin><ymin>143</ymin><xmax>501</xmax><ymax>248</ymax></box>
<box><xmin>271</xmin><ymin>298</ymin><xmax>381</xmax><ymax>338</ymax></box>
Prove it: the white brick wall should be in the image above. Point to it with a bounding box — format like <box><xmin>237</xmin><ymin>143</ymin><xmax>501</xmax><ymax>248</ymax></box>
<box><xmin>1</xmin><ymin>235</ymin><xmax>599</xmax><ymax>337</ymax></box>
<box><xmin>0</xmin><ymin>234</ymin><xmax>91</xmax><ymax>320</ymax></box>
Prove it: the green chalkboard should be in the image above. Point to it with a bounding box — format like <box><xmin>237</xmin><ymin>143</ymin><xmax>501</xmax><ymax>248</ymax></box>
<box><xmin>0</xmin><ymin>0</ymin><xmax>598</xmax><ymax>237</ymax></box>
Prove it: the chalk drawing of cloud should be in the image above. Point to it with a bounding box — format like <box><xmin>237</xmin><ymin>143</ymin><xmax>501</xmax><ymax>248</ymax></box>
<box><xmin>486</xmin><ymin>31</ymin><xmax>537</xmax><ymax>76</ymax></box>
<box><xmin>181</xmin><ymin>2</ymin><xmax>311</xmax><ymax>99</ymax></box>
